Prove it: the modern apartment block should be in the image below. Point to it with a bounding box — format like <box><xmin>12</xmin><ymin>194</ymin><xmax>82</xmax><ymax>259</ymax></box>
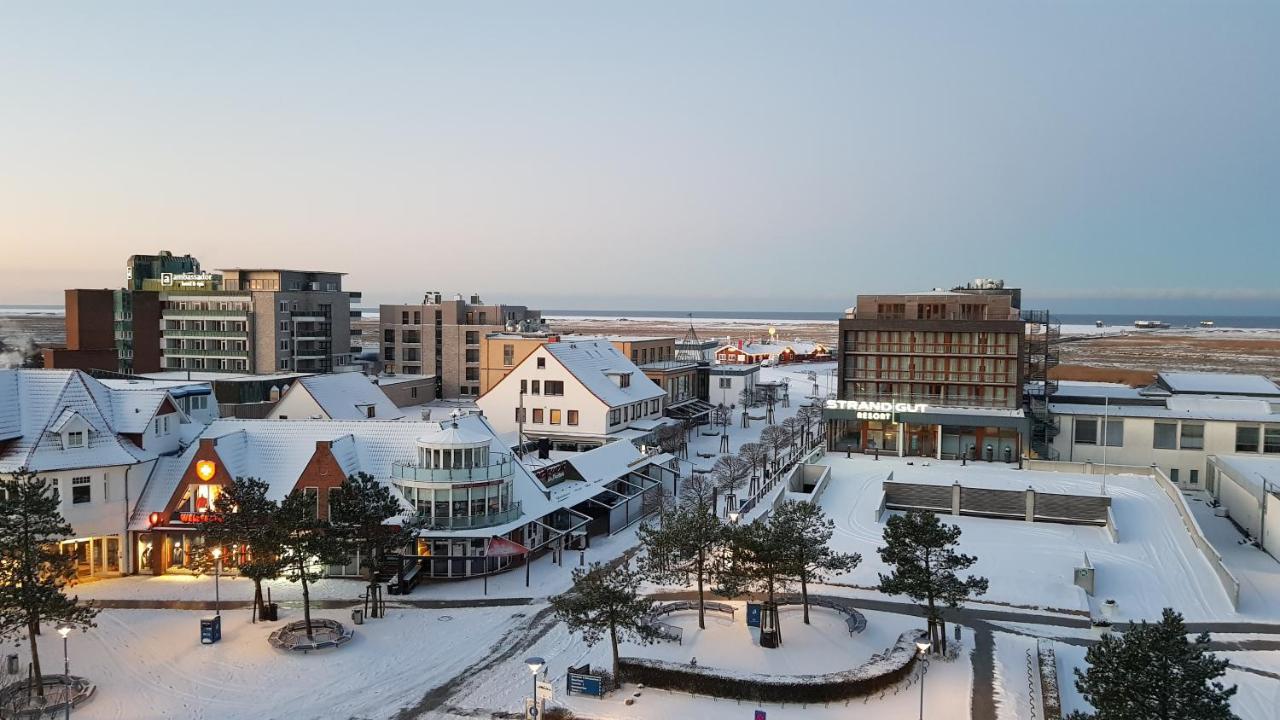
<box><xmin>379</xmin><ymin>292</ymin><xmax>543</xmax><ymax>399</ymax></box>
<box><xmin>161</xmin><ymin>268</ymin><xmax>356</xmax><ymax>374</ymax></box>
<box><xmin>824</xmin><ymin>279</ymin><xmax>1033</xmax><ymax>461</ymax></box>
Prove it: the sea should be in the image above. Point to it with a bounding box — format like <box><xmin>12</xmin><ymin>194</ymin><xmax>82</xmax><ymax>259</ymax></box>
<box><xmin>4</xmin><ymin>304</ymin><xmax>1279</xmax><ymax>331</ymax></box>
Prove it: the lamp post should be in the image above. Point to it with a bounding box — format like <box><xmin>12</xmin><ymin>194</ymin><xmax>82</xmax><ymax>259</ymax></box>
<box><xmin>916</xmin><ymin>639</ymin><xmax>932</xmax><ymax>720</ymax></box>
<box><xmin>57</xmin><ymin>626</ymin><xmax>71</xmax><ymax>720</ymax></box>
<box><xmin>524</xmin><ymin>656</ymin><xmax>545</xmax><ymax>716</ymax></box>
<box><xmin>728</xmin><ymin>511</ymin><xmax>740</xmax><ymax>525</ymax></box>
<box><xmin>211</xmin><ymin>546</ymin><xmax>222</xmax><ymax>616</ymax></box>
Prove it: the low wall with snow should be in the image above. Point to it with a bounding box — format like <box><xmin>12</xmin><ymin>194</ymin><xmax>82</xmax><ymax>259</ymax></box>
<box><xmin>883</xmin><ymin>481</ymin><xmax>1111</xmax><ymax>526</ymax></box>
<box><xmin>1151</xmin><ymin>467</ymin><xmax>1241</xmax><ymax>609</ymax></box>
<box><xmin>1026</xmin><ymin>459</ymin><xmax>1155</xmax><ymax>477</ymax></box>
<box><xmin>618</xmin><ymin>630</ymin><xmax>923</xmax><ymax>703</ymax></box>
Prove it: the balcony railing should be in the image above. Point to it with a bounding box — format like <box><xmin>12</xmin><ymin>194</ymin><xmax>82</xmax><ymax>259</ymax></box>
<box><xmin>163</xmin><ymin>347</ymin><xmax>250</xmax><ymax>357</ymax></box>
<box><xmin>845</xmin><ymin>371</ymin><xmax>1018</xmax><ymax>384</ymax></box>
<box><xmin>163</xmin><ymin>329</ymin><xmax>248</xmax><ymax>338</ymax></box>
<box><xmin>841</xmin><ymin>392</ymin><xmax>1020</xmax><ymax>410</ymax></box>
<box><xmin>164</xmin><ymin>308</ymin><xmax>250</xmax><ymax>318</ymax></box>
<box><xmin>391</xmin><ymin>455</ymin><xmax>514</xmax><ymax>484</ymax></box>
<box><xmin>420</xmin><ymin>502</ymin><xmax>523</xmax><ymax>531</ymax></box>
<box><xmin>846</xmin><ymin>344</ymin><xmax>1017</xmax><ymax>357</ymax></box>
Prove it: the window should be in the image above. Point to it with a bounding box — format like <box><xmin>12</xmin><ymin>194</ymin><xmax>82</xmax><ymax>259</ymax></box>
<box><xmin>1153</xmin><ymin>422</ymin><xmax>1177</xmax><ymax>450</ymax></box>
<box><xmin>531</xmin><ymin>380</ymin><xmax>541</xmax><ymax>395</ymax></box>
<box><xmin>279</xmin><ymin>359</ymin><xmax>289</xmax><ymax>370</ymax></box>
<box><xmin>503</xmin><ymin>344</ymin><xmax>514</xmax><ymax>366</ymax></box>
<box><xmin>1170</xmin><ymin>468</ymin><xmax>1180</xmax><ymax>483</ymax></box>
<box><xmin>619</xmin><ymin>374</ymin><xmax>631</xmax><ymax>388</ymax></box>
<box><xmin>1103</xmin><ymin>419</ymin><xmax>1124</xmax><ymax>447</ymax></box>
<box><xmin>66</xmin><ymin>431</ymin><xmax>85</xmax><ymax>448</ymax></box>
<box><xmin>383</xmin><ymin>329</ymin><xmax>394</xmax><ymax>343</ymax></box>
<box><xmin>567</xmin><ymin>410</ymin><xmax>579</xmax><ymax>426</ymax></box>
<box><xmin>1073</xmin><ymin>418</ymin><xmax>1098</xmax><ymax>445</ymax></box>
<box><xmin>609</xmin><ymin>409</ymin><xmax>621</xmax><ymax>425</ymax></box>
<box><xmin>384</xmin><ymin>347</ymin><xmax>395</xmax><ymax>361</ymax></box>
<box><xmin>550</xmin><ymin>409</ymin><xmax>562</xmax><ymax>425</ymax></box>
<box><xmin>465</xmin><ymin>331</ymin><xmax>479</xmax><ymax>344</ymax></box>
<box><xmin>190</xmin><ymin>395</ymin><xmax>208</xmax><ymax>411</ymax></box>
<box><xmin>515</xmin><ymin>407</ymin><xmax>526</xmax><ymax>423</ymax></box>
<box><xmin>163</xmin><ymin>415</ymin><xmax>170</xmax><ymax>434</ymax></box>
<box><xmin>1180</xmin><ymin>423</ymin><xmax>1204</xmax><ymax>450</ymax></box>
<box><xmin>72</xmin><ymin>476</ymin><xmax>91</xmax><ymax>504</ymax></box>
<box><xmin>1265</xmin><ymin>427</ymin><xmax>1280</xmax><ymax>454</ymax></box>
<box><xmin>280</xmin><ymin>321</ymin><xmax>289</xmax><ymax>332</ymax></box>
<box><xmin>303</xmin><ymin>487</ymin><xmax>319</xmax><ymax>518</ymax></box>
<box><xmin>279</xmin><ymin>301</ymin><xmax>288</xmax><ymax>312</ymax></box>
<box><xmin>718</xmin><ymin>377</ymin><xmax>732</xmax><ymax>389</ymax></box>
<box><xmin>520</xmin><ymin>379</ymin><xmax>527</xmax><ymax>394</ymax></box>
<box><xmin>1189</xmin><ymin>469</ymin><xmax>1199</xmax><ymax>485</ymax></box>
<box><xmin>544</xmin><ymin>381</ymin><xmax>564</xmax><ymax>396</ymax></box>
<box><xmin>536</xmin><ymin>357</ymin><xmax>546</xmax><ymax>369</ymax></box>
<box><xmin>279</xmin><ymin>339</ymin><xmax>289</xmax><ymax>351</ymax></box>
<box><xmin>410</xmin><ymin>386</ymin><xmax>419</xmax><ymax>399</ymax></box>
<box><xmin>154</xmin><ymin>418</ymin><xmax>161</xmax><ymax>435</ymax></box>
<box><xmin>532</xmin><ymin>408</ymin><xmax>544</xmax><ymax>424</ymax></box>
<box><xmin>465</xmin><ymin>349</ymin><xmax>480</xmax><ymax>363</ymax></box>
<box><xmin>1236</xmin><ymin>425</ymin><xmax>1260</xmax><ymax>453</ymax></box>
<box><xmin>465</xmin><ymin>367</ymin><xmax>479</xmax><ymax>381</ymax></box>
<box><xmin>103</xmin><ymin>474</ymin><xmax>109</xmax><ymax>501</ymax></box>
<box><xmin>327</xmin><ymin>487</ymin><xmax>341</xmax><ymax>519</ymax></box>
<box><xmin>401</xmin><ymin>311</ymin><xmax>409</xmax><ymax>325</ymax></box>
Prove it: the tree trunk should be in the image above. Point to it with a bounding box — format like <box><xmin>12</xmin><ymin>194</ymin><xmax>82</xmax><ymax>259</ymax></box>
<box><xmin>939</xmin><ymin>616</ymin><xmax>948</xmax><ymax>655</ymax></box>
<box><xmin>926</xmin><ymin>593</ymin><xmax>938</xmax><ymax>655</ymax></box>
<box><xmin>27</xmin><ymin>616</ymin><xmax>44</xmax><ymax>698</ymax></box>
<box><xmin>696</xmin><ymin>548</ymin><xmax>706</xmax><ymax>630</ymax></box>
<box><xmin>609</xmin><ymin>620</ymin><xmax>620</xmax><ymax>681</ymax></box>
<box><xmin>252</xmin><ymin>579</ymin><xmax>264</xmax><ymax>623</ymax></box>
<box><xmin>800</xmin><ymin>571</ymin><xmax>810</xmax><ymax>624</ymax></box>
<box><xmin>300</xmin><ymin>562</ymin><xmax>314</xmax><ymax>639</ymax></box>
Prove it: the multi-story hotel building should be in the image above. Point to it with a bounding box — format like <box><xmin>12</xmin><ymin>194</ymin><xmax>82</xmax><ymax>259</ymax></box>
<box><xmin>824</xmin><ymin>280</ymin><xmax>1033</xmax><ymax>461</ymax></box>
<box><xmin>161</xmin><ymin>268</ymin><xmax>357</xmax><ymax>374</ymax></box>
<box><xmin>379</xmin><ymin>292</ymin><xmax>543</xmax><ymax>399</ymax></box>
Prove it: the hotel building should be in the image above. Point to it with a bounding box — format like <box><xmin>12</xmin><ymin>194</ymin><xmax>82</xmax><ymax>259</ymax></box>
<box><xmin>379</xmin><ymin>292</ymin><xmax>543</xmax><ymax>399</ymax></box>
<box><xmin>824</xmin><ymin>281</ymin><xmax>1035</xmax><ymax>461</ymax></box>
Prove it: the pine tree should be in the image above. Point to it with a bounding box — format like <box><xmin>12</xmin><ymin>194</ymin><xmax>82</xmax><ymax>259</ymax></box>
<box><xmin>0</xmin><ymin>470</ymin><xmax>99</xmax><ymax>698</ymax></box>
<box><xmin>877</xmin><ymin>510</ymin><xmax>987</xmax><ymax>654</ymax></box>
<box><xmin>637</xmin><ymin>491</ymin><xmax>725</xmax><ymax>629</ymax></box>
<box><xmin>329</xmin><ymin>472</ymin><xmax>422</xmax><ymax>616</ymax></box>
<box><xmin>716</xmin><ymin>518</ymin><xmax>793</xmax><ymax>646</ymax></box>
<box><xmin>1070</xmin><ymin>608</ymin><xmax>1237</xmax><ymax>720</ymax></box>
<box><xmin>276</xmin><ymin>489</ymin><xmax>346</xmax><ymax>638</ymax></box>
<box><xmin>772</xmin><ymin>500</ymin><xmax>860</xmax><ymax>624</ymax></box>
<box><xmin>550</xmin><ymin>562</ymin><xmax>658</xmax><ymax>680</ymax></box>
<box><xmin>206</xmin><ymin>477</ymin><xmax>286</xmax><ymax>622</ymax></box>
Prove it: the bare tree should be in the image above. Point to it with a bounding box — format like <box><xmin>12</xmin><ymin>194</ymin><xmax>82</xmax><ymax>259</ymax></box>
<box><xmin>760</xmin><ymin>425</ymin><xmax>791</xmax><ymax>476</ymax></box>
<box><xmin>738</xmin><ymin>442</ymin><xmax>767</xmax><ymax>493</ymax></box>
<box><xmin>712</xmin><ymin>455</ymin><xmax>751</xmax><ymax>513</ymax></box>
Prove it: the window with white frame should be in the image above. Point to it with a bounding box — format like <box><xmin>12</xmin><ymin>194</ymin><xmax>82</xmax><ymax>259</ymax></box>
<box><xmin>66</xmin><ymin>431</ymin><xmax>85</xmax><ymax>448</ymax></box>
<box><xmin>72</xmin><ymin>476</ymin><xmax>91</xmax><ymax>504</ymax></box>
<box><xmin>718</xmin><ymin>377</ymin><xmax>732</xmax><ymax>389</ymax></box>
<box><xmin>1180</xmin><ymin>423</ymin><xmax>1204</xmax><ymax>450</ymax></box>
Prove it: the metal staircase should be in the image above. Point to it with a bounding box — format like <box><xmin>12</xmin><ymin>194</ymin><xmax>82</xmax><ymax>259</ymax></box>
<box><xmin>1022</xmin><ymin>310</ymin><xmax>1061</xmax><ymax>460</ymax></box>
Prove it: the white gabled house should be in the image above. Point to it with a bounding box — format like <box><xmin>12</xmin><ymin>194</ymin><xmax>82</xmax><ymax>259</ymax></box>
<box><xmin>476</xmin><ymin>340</ymin><xmax>670</xmax><ymax>451</ymax></box>
<box><xmin>267</xmin><ymin>371</ymin><xmax>405</xmax><ymax>421</ymax></box>
<box><xmin>0</xmin><ymin>369</ymin><xmax>216</xmax><ymax>579</ymax></box>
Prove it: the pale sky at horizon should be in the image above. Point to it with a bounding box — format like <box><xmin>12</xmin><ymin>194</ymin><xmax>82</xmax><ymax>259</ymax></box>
<box><xmin>1</xmin><ymin>2</ymin><xmax>1278</xmax><ymax>314</ymax></box>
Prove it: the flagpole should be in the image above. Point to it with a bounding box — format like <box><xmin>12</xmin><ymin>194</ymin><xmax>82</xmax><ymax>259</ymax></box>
<box><xmin>1101</xmin><ymin>396</ymin><xmax>1109</xmax><ymax>496</ymax></box>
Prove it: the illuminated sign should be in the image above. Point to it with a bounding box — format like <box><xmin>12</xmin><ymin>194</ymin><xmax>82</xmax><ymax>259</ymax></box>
<box><xmin>170</xmin><ymin>511</ymin><xmax>224</xmax><ymax>525</ymax></box>
<box><xmin>823</xmin><ymin>399</ymin><xmax>930</xmax><ymax>422</ymax></box>
<box><xmin>195</xmin><ymin>460</ymin><xmax>217</xmax><ymax>481</ymax></box>
<box><xmin>161</xmin><ymin>272</ymin><xmax>217</xmax><ymax>288</ymax></box>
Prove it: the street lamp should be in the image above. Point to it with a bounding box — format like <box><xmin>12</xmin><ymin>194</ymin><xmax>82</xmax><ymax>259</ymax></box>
<box><xmin>727</xmin><ymin>511</ymin><xmax>740</xmax><ymax>525</ymax></box>
<box><xmin>57</xmin><ymin>626</ymin><xmax>72</xmax><ymax>720</ymax></box>
<box><xmin>524</xmin><ymin>656</ymin><xmax>545</xmax><ymax>712</ymax></box>
<box><xmin>211</xmin><ymin>547</ymin><xmax>222</xmax><ymax>616</ymax></box>
<box><xmin>915</xmin><ymin>639</ymin><xmax>932</xmax><ymax>720</ymax></box>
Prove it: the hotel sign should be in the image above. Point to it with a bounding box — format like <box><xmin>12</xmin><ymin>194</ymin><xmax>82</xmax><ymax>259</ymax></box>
<box><xmin>824</xmin><ymin>399</ymin><xmax>929</xmax><ymax>422</ymax></box>
<box><xmin>161</xmin><ymin>272</ymin><xmax>218</xmax><ymax>288</ymax></box>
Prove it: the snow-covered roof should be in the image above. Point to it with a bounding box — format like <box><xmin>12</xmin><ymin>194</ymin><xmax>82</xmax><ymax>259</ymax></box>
<box><xmin>1049</xmin><ymin>396</ymin><xmax>1280</xmax><ymax>423</ymax></box>
<box><xmin>138</xmin><ymin>370</ymin><xmax>311</xmax><ymax>383</ymax></box>
<box><xmin>543</xmin><ymin>341</ymin><xmax>665</xmax><ymax>407</ymax></box>
<box><xmin>285</xmin><ymin>373</ymin><xmax>405</xmax><ymax>421</ymax></box>
<box><xmin>418</xmin><ymin>421</ymin><xmax>492</xmax><ymax>447</ymax></box>
<box><xmin>131</xmin><ymin>414</ymin><xmax>561</xmax><ymax>536</ymax></box>
<box><xmin>374</xmin><ymin>373</ymin><xmax>434</xmax><ymax>386</ymax></box>
<box><xmin>0</xmin><ymin>369</ymin><xmax>175</xmax><ymax>473</ymax></box>
<box><xmin>1157</xmin><ymin>372</ymin><xmax>1280</xmax><ymax>397</ymax></box>
<box><xmin>1211</xmin><ymin>455</ymin><xmax>1280</xmax><ymax>493</ymax></box>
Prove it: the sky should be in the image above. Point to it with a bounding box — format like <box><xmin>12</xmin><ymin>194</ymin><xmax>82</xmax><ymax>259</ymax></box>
<box><xmin>1</xmin><ymin>2</ymin><xmax>1277</xmax><ymax>314</ymax></box>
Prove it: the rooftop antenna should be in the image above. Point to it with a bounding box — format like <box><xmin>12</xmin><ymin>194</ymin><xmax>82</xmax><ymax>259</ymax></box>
<box><xmin>680</xmin><ymin>313</ymin><xmax>701</xmax><ymax>345</ymax></box>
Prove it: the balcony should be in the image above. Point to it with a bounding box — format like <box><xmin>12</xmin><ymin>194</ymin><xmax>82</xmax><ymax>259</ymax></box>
<box><xmin>845</xmin><ymin>370</ymin><xmax>1018</xmax><ymax>385</ymax></box>
<box><xmin>391</xmin><ymin>455</ymin><xmax>514</xmax><ymax>484</ymax></box>
<box><xmin>841</xmin><ymin>392</ymin><xmax>1019</xmax><ymax>410</ymax></box>
<box><xmin>164</xmin><ymin>308</ymin><xmax>250</xmax><ymax>319</ymax></box>
<box><xmin>163</xmin><ymin>347</ymin><xmax>251</xmax><ymax>358</ymax></box>
<box><xmin>421</xmin><ymin>503</ymin><xmax>523</xmax><ymax>531</ymax></box>
<box><xmin>163</xmin><ymin>329</ymin><xmax>248</xmax><ymax>339</ymax></box>
<box><xmin>846</xmin><ymin>344</ymin><xmax>1017</xmax><ymax>357</ymax></box>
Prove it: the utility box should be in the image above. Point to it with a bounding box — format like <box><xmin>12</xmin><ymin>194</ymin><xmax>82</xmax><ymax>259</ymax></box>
<box><xmin>200</xmin><ymin>615</ymin><xmax>222</xmax><ymax>645</ymax></box>
<box><xmin>1074</xmin><ymin>552</ymin><xmax>1096</xmax><ymax>596</ymax></box>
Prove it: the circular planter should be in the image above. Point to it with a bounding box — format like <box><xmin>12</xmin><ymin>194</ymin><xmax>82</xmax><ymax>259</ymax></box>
<box><xmin>0</xmin><ymin>675</ymin><xmax>96</xmax><ymax>718</ymax></box>
<box><xmin>267</xmin><ymin>619</ymin><xmax>354</xmax><ymax>653</ymax></box>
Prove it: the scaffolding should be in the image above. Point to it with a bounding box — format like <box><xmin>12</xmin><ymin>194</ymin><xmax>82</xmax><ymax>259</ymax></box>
<box><xmin>1022</xmin><ymin>309</ymin><xmax>1061</xmax><ymax>460</ymax></box>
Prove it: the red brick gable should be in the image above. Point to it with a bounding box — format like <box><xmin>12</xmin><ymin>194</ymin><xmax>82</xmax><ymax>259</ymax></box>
<box><xmin>291</xmin><ymin>440</ymin><xmax>351</xmax><ymax>520</ymax></box>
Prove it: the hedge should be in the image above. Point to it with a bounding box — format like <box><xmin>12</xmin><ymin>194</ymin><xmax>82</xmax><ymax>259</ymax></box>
<box><xmin>618</xmin><ymin>630</ymin><xmax>924</xmax><ymax>704</ymax></box>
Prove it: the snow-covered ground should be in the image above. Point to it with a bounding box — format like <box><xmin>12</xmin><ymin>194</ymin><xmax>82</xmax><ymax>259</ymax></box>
<box><xmin>20</xmin><ymin>607</ymin><xmax>520</xmax><ymax>720</ymax></box>
<box><xmin>992</xmin><ymin>632</ymin><xmax>1043</xmax><ymax>720</ymax></box>
<box><xmin>449</xmin><ymin>607</ymin><xmax>973</xmax><ymax>720</ymax></box>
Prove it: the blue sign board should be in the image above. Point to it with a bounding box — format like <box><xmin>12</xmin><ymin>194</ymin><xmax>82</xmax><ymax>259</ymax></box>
<box><xmin>746</xmin><ymin>603</ymin><xmax>762</xmax><ymax>628</ymax></box>
<box><xmin>200</xmin><ymin>615</ymin><xmax>222</xmax><ymax>645</ymax></box>
<box><xmin>567</xmin><ymin>672</ymin><xmax>603</xmax><ymax>698</ymax></box>
<box><xmin>755</xmin><ymin>711</ymin><xmax>767</xmax><ymax>720</ymax></box>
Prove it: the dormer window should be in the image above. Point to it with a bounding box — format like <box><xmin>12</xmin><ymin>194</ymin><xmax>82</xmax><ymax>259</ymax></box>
<box><xmin>66</xmin><ymin>431</ymin><xmax>85</xmax><ymax>449</ymax></box>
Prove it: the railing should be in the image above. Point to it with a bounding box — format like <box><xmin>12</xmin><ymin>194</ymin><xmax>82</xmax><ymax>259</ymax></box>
<box><xmin>163</xmin><ymin>308</ymin><xmax>250</xmax><ymax>317</ymax></box>
<box><xmin>845</xmin><ymin>371</ymin><xmax>1018</xmax><ymax>384</ymax></box>
<box><xmin>840</xmin><ymin>393</ymin><xmax>1020</xmax><ymax>410</ymax></box>
<box><xmin>391</xmin><ymin>455</ymin><xmax>514</xmax><ymax>484</ymax></box>
<box><xmin>162</xmin><ymin>329</ymin><xmax>248</xmax><ymax>338</ymax></box>
<box><xmin>162</xmin><ymin>347</ymin><xmax>250</xmax><ymax>357</ymax></box>
<box><xmin>846</xmin><ymin>344</ymin><xmax>1018</xmax><ymax>357</ymax></box>
<box><xmin>420</xmin><ymin>502</ymin><xmax>523</xmax><ymax>531</ymax></box>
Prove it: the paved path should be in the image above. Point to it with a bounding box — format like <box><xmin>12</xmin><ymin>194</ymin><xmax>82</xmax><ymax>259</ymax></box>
<box><xmin>87</xmin><ymin>597</ymin><xmax>533</xmax><ymax>610</ymax></box>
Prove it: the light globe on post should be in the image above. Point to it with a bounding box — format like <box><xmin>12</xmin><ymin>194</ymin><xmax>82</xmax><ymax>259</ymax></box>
<box><xmin>211</xmin><ymin>546</ymin><xmax>223</xmax><ymax>616</ymax></box>
<box><xmin>728</xmin><ymin>511</ymin><xmax>740</xmax><ymax>525</ymax></box>
<box><xmin>524</xmin><ymin>656</ymin><xmax>545</xmax><ymax>711</ymax></box>
<box><xmin>915</xmin><ymin>639</ymin><xmax>932</xmax><ymax>720</ymax></box>
<box><xmin>58</xmin><ymin>626</ymin><xmax>72</xmax><ymax>720</ymax></box>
